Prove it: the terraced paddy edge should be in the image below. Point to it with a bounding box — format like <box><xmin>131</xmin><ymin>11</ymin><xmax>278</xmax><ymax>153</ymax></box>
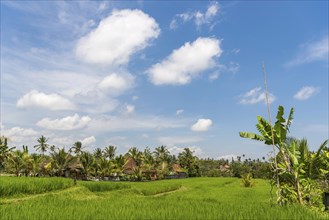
<box><xmin>0</xmin><ymin>177</ymin><xmax>328</xmax><ymax>220</ymax></box>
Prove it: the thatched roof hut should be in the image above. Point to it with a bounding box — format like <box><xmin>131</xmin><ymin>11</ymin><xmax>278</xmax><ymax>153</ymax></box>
<box><xmin>172</xmin><ymin>164</ymin><xmax>183</xmax><ymax>172</ymax></box>
<box><xmin>123</xmin><ymin>157</ymin><xmax>137</xmax><ymax>174</ymax></box>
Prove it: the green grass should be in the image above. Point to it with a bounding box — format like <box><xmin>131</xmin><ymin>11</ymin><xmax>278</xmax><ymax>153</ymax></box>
<box><xmin>0</xmin><ymin>176</ymin><xmax>73</xmax><ymax>197</ymax></box>
<box><xmin>0</xmin><ymin>177</ymin><xmax>328</xmax><ymax>219</ymax></box>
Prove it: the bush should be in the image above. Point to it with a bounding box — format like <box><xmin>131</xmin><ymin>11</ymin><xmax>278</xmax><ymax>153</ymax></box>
<box><xmin>241</xmin><ymin>173</ymin><xmax>255</xmax><ymax>187</ymax></box>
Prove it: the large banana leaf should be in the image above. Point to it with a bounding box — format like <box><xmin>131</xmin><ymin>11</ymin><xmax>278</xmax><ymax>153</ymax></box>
<box><xmin>285</xmin><ymin>107</ymin><xmax>294</xmax><ymax>132</ymax></box>
<box><xmin>239</xmin><ymin>132</ymin><xmax>265</xmax><ymax>141</ymax></box>
<box><xmin>256</xmin><ymin>116</ymin><xmax>273</xmax><ymax>144</ymax></box>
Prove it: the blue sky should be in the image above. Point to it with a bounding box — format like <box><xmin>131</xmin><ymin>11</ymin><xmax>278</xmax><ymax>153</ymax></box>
<box><xmin>1</xmin><ymin>1</ymin><xmax>328</xmax><ymax>159</ymax></box>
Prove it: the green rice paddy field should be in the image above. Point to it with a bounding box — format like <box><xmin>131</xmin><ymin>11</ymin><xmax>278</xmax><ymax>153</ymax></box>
<box><xmin>0</xmin><ymin>177</ymin><xmax>328</xmax><ymax>220</ymax></box>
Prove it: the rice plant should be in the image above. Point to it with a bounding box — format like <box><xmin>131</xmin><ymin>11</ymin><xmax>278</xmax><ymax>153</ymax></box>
<box><xmin>1</xmin><ymin>177</ymin><xmax>328</xmax><ymax>219</ymax></box>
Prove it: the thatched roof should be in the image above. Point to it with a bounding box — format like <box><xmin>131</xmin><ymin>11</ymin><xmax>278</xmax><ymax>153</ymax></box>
<box><xmin>172</xmin><ymin>164</ymin><xmax>183</xmax><ymax>172</ymax></box>
<box><xmin>123</xmin><ymin>157</ymin><xmax>137</xmax><ymax>171</ymax></box>
<box><xmin>67</xmin><ymin>161</ymin><xmax>83</xmax><ymax>170</ymax></box>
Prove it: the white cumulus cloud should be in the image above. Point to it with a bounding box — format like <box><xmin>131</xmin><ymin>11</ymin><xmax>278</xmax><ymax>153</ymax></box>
<box><xmin>98</xmin><ymin>73</ymin><xmax>135</xmax><ymax>96</ymax></box>
<box><xmin>3</xmin><ymin>126</ymin><xmax>39</xmax><ymax>147</ymax></box>
<box><xmin>76</xmin><ymin>9</ymin><xmax>160</xmax><ymax>66</ymax></box>
<box><xmin>294</xmin><ymin>86</ymin><xmax>320</xmax><ymax>100</ymax></box>
<box><xmin>81</xmin><ymin>136</ymin><xmax>96</xmax><ymax>146</ymax></box>
<box><xmin>191</xmin><ymin>118</ymin><xmax>212</xmax><ymax>132</ymax></box>
<box><xmin>16</xmin><ymin>90</ymin><xmax>75</xmax><ymax>111</ymax></box>
<box><xmin>148</xmin><ymin>37</ymin><xmax>221</xmax><ymax>85</ymax></box>
<box><xmin>4</xmin><ymin>126</ymin><xmax>39</xmax><ymax>137</ymax></box>
<box><xmin>36</xmin><ymin>114</ymin><xmax>91</xmax><ymax>130</ymax></box>
<box><xmin>239</xmin><ymin>87</ymin><xmax>275</xmax><ymax>105</ymax></box>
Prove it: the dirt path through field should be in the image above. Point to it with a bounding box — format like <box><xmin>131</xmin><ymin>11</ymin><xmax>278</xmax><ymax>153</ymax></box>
<box><xmin>152</xmin><ymin>186</ymin><xmax>188</xmax><ymax>197</ymax></box>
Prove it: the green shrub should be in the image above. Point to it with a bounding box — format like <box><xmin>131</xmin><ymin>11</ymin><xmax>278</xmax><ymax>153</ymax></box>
<box><xmin>241</xmin><ymin>173</ymin><xmax>255</xmax><ymax>187</ymax></box>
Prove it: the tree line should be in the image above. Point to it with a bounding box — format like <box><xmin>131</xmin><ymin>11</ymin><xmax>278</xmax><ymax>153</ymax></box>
<box><xmin>1</xmin><ymin>135</ymin><xmax>274</xmax><ymax>181</ymax></box>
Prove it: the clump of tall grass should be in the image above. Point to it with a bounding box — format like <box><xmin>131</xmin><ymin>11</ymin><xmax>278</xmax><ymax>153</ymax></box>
<box><xmin>0</xmin><ymin>177</ymin><xmax>74</xmax><ymax>197</ymax></box>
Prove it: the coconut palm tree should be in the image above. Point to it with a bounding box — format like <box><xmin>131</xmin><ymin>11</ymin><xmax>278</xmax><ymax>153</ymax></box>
<box><xmin>0</xmin><ymin>136</ymin><xmax>15</xmax><ymax>171</ymax></box>
<box><xmin>142</xmin><ymin>147</ymin><xmax>156</xmax><ymax>180</ymax></box>
<box><xmin>80</xmin><ymin>151</ymin><xmax>94</xmax><ymax>179</ymax></box>
<box><xmin>103</xmin><ymin>145</ymin><xmax>117</xmax><ymax>161</ymax></box>
<box><xmin>6</xmin><ymin>150</ymin><xmax>30</xmax><ymax>176</ymax></box>
<box><xmin>97</xmin><ymin>157</ymin><xmax>111</xmax><ymax>180</ymax></box>
<box><xmin>93</xmin><ymin>148</ymin><xmax>103</xmax><ymax>160</ymax></box>
<box><xmin>71</xmin><ymin>141</ymin><xmax>84</xmax><ymax>156</ymax></box>
<box><xmin>178</xmin><ymin>148</ymin><xmax>199</xmax><ymax>177</ymax></box>
<box><xmin>34</xmin><ymin>135</ymin><xmax>49</xmax><ymax>156</ymax></box>
<box><xmin>113</xmin><ymin>155</ymin><xmax>125</xmax><ymax>177</ymax></box>
<box><xmin>127</xmin><ymin>147</ymin><xmax>143</xmax><ymax>166</ymax></box>
<box><xmin>28</xmin><ymin>153</ymin><xmax>44</xmax><ymax>176</ymax></box>
<box><xmin>50</xmin><ymin>147</ymin><xmax>74</xmax><ymax>176</ymax></box>
<box><xmin>154</xmin><ymin>145</ymin><xmax>170</xmax><ymax>165</ymax></box>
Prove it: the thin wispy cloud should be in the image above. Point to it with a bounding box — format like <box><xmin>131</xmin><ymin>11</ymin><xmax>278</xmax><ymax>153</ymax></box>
<box><xmin>176</xmin><ymin>109</ymin><xmax>184</xmax><ymax>115</ymax></box>
<box><xmin>170</xmin><ymin>2</ymin><xmax>220</xmax><ymax>30</ymax></box>
<box><xmin>286</xmin><ymin>35</ymin><xmax>328</xmax><ymax>67</ymax></box>
<box><xmin>294</xmin><ymin>86</ymin><xmax>320</xmax><ymax>100</ymax></box>
<box><xmin>158</xmin><ymin>136</ymin><xmax>203</xmax><ymax>145</ymax></box>
<box><xmin>97</xmin><ymin>73</ymin><xmax>135</xmax><ymax>96</ymax></box>
<box><xmin>239</xmin><ymin>87</ymin><xmax>275</xmax><ymax>105</ymax></box>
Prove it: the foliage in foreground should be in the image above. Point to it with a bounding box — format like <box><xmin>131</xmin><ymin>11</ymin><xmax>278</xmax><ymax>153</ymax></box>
<box><xmin>1</xmin><ymin>177</ymin><xmax>328</xmax><ymax>220</ymax></box>
<box><xmin>240</xmin><ymin>105</ymin><xmax>329</xmax><ymax>211</ymax></box>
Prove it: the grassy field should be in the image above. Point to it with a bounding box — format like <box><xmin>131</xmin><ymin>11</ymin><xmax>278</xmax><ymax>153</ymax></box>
<box><xmin>0</xmin><ymin>177</ymin><xmax>328</xmax><ymax>220</ymax></box>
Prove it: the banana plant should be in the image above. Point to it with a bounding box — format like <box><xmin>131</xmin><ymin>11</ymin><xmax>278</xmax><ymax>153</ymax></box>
<box><xmin>239</xmin><ymin>106</ymin><xmax>294</xmax><ymax>204</ymax></box>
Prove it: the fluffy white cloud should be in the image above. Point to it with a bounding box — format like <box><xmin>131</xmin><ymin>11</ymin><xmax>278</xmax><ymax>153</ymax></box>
<box><xmin>76</xmin><ymin>9</ymin><xmax>160</xmax><ymax>65</ymax></box>
<box><xmin>3</xmin><ymin>126</ymin><xmax>39</xmax><ymax>147</ymax></box>
<box><xmin>4</xmin><ymin>126</ymin><xmax>38</xmax><ymax>137</ymax></box>
<box><xmin>239</xmin><ymin>87</ymin><xmax>275</xmax><ymax>105</ymax></box>
<box><xmin>81</xmin><ymin>136</ymin><xmax>96</xmax><ymax>146</ymax></box>
<box><xmin>148</xmin><ymin>37</ymin><xmax>221</xmax><ymax>85</ymax></box>
<box><xmin>16</xmin><ymin>90</ymin><xmax>75</xmax><ymax>111</ymax></box>
<box><xmin>36</xmin><ymin>114</ymin><xmax>91</xmax><ymax>130</ymax></box>
<box><xmin>294</xmin><ymin>86</ymin><xmax>320</xmax><ymax>100</ymax></box>
<box><xmin>287</xmin><ymin>35</ymin><xmax>328</xmax><ymax>66</ymax></box>
<box><xmin>98</xmin><ymin>73</ymin><xmax>134</xmax><ymax>96</ymax></box>
<box><xmin>170</xmin><ymin>2</ymin><xmax>219</xmax><ymax>29</ymax></box>
<box><xmin>191</xmin><ymin>119</ymin><xmax>212</xmax><ymax>132</ymax></box>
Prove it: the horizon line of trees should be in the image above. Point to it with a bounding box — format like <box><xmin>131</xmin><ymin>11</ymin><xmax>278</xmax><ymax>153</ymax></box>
<box><xmin>0</xmin><ymin>135</ymin><xmax>278</xmax><ymax>180</ymax></box>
